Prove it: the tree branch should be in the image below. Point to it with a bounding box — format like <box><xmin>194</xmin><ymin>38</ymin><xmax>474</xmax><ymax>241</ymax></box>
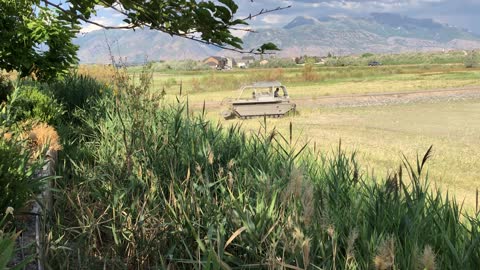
<box><xmin>42</xmin><ymin>0</ymin><xmax>135</xmax><ymax>29</ymax></box>
<box><xmin>42</xmin><ymin>0</ymin><xmax>289</xmax><ymax>54</ymax></box>
<box><xmin>241</xmin><ymin>5</ymin><xmax>292</xmax><ymax>21</ymax></box>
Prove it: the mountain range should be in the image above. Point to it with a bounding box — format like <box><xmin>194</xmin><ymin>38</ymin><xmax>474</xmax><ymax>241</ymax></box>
<box><xmin>75</xmin><ymin>13</ymin><xmax>480</xmax><ymax>63</ymax></box>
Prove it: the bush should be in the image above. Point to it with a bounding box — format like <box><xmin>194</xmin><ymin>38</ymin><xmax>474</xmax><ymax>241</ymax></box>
<box><xmin>302</xmin><ymin>61</ymin><xmax>318</xmax><ymax>81</ymax></box>
<box><xmin>9</xmin><ymin>85</ymin><xmax>64</xmax><ymax>125</ymax></box>
<box><xmin>464</xmin><ymin>50</ymin><xmax>479</xmax><ymax>68</ymax></box>
<box><xmin>47</xmin><ymin>74</ymin><xmax>111</xmax><ymax>113</ymax></box>
<box><xmin>0</xmin><ymin>73</ymin><xmax>13</xmax><ymax>103</ymax></box>
<box><xmin>0</xmin><ymin>132</ymin><xmax>44</xmax><ymax>219</ymax></box>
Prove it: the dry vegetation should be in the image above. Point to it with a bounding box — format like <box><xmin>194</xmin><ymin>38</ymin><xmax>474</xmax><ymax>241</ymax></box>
<box><xmin>76</xmin><ymin>64</ymin><xmax>116</xmax><ymax>84</ymax></box>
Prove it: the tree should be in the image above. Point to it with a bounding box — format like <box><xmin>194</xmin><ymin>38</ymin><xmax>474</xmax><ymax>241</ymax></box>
<box><xmin>0</xmin><ymin>0</ymin><xmax>287</xmax><ymax>81</ymax></box>
<box><xmin>464</xmin><ymin>50</ymin><xmax>478</xmax><ymax>68</ymax></box>
<box><xmin>0</xmin><ymin>0</ymin><xmax>78</xmax><ymax>81</ymax></box>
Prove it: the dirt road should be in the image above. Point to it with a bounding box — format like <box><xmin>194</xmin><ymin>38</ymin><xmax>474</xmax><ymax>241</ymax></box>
<box><xmin>296</xmin><ymin>86</ymin><xmax>480</xmax><ymax>108</ymax></box>
<box><xmin>191</xmin><ymin>86</ymin><xmax>480</xmax><ymax>110</ymax></box>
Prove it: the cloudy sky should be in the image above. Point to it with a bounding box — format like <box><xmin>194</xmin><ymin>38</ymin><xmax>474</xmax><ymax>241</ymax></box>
<box><xmin>81</xmin><ymin>0</ymin><xmax>480</xmax><ymax>34</ymax></box>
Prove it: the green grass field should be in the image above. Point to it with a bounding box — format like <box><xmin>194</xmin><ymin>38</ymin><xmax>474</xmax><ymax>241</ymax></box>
<box><xmin>150</xmin><ymin>64</ymin><xmax>480</xmax><ymax>209</ymax></box>
<box><xmin>148</xmin><ymin>64</ymin><xmax>480</xmax><ymax>102</ymax></box>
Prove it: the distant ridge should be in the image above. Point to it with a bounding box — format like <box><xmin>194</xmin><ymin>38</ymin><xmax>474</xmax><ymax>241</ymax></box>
<box><xmin>74</xmin><ymin>29</ymin><xmax>220</xmax><ymax>64</ymax></box>
<box><xmin>240</xmin><ymin>13</ymin><xmax>480</xmax><ymax>57</ymax></box>
<box><xmin>75</xmin><ymin>13</ymin><xmax>480</xmax><ymax>63</ymax></box>
<box><xmin>283</xmin><ymin>16</ymin><xmax>319</xmax><ymax>29</ymax></box>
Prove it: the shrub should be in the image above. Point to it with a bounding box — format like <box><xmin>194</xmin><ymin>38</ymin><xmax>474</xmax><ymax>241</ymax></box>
<box><xmin>302</xmin><ymin>62</ymin><xmax>318</xmax><ymax>81</ymax></box>
<box><xmin>47</xmin><ymin>74</ymin><xmax>111</xmax><ymax>113</ymax></box>
<box><xmin>0</xmin><ymin>73</ymin><xmax>13</xmax><ymax>103</ymax></box>
<box><xmin>464</xmin><ymin>50</ymin><xmax>479</xmax><ymax>68</ymax></box>
<box><xmin>9</xmin><ymin>85</ymin><xmax>64</xmax><ymax>125</ymax></box>
<box><xmin>0</xmin><ymin>131</ymin><xmax>44</xmax><ymax>218</ymax></box>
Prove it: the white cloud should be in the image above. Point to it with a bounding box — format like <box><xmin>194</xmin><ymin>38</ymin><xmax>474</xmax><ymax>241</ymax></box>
<box><xmin>231</xmin><ymin>28</ymin><xmax>253</xmax><ymax>38</ymax></box>
<box><xmin>80</xmin><ymin>24</ymin><xmax>102</xmax><ymax>33</ymax></box>
<box><xmin>79</xmin><ymin>17</ymin><xmax>131</xmax><ymax>33</ymax></box>
<box><xmin>261</xmin><ymin>15</ymin><xmax>285</xmax><ymax>25</ymax></box>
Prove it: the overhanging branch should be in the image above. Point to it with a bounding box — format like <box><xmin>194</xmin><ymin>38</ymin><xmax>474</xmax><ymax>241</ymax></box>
<box><xmin>42</xmin><ymin>0</ymin><xmax>290</xmax><ymax>54</ymax></box>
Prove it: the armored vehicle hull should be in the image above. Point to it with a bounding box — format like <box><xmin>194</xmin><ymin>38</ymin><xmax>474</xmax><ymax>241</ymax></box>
<box><xmin>221</xmin><ymin>82</ymin><xmax>296</xmax><ymax>119</ymax></box>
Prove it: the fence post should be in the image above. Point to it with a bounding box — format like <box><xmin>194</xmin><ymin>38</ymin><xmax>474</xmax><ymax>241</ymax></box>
<box><xmin>476</xmin><ymin>188</ymin><xmax>479</xmax><ymax>215</ymax></box>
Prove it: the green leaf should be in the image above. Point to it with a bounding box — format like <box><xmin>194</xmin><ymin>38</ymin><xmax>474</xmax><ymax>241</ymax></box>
<box><xmin>257</xmin><ymin>42</ymin><xmax>281</xmax><ymax>54</ymax></box>
<box><xmin>0</xmin><ymin>233</ymin><xmax>17</xmax><ymax>269</ymax></box>
<box><xmin>219</xmin><ymin>0</ymin><xmax>238</xmax><ymax>14</ymax></box>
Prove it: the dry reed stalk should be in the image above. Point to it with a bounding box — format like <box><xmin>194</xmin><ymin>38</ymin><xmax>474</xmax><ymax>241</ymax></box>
<box><xmin>327</xmin><ymin>225</ymin><xmax>337</xmax><ymax>269</ymax></box>
<box><xmin>417</xmin><ymin>245</ymin><xmax>436</xmax><ymax>270</ymax></box>
<box><xmin>302</xmin><ymin>238</ymin><xmax>311</xmax><ymax>270</ymax></box>
<box><xmin>302</xmin><ymin>187</ymin><xmax>314</xmax><ymax>225</ymax></box>
<box><xmin>476</xmin><ymin>188</ymin><xmax>479</xmax><ymax>215</ymax></box>
<box><xmin>208</xmin><ymin>150</ymin><xmax>214</xmax><ymax>165</ymax></box>
<box><xmin>287</xmin><ymin>167</ymin><xmax>304</xmax><ymax>198</ymax></box>
<box><xmin>227</xmin><ymin>171</ymin><xmax>234</xmax><ymax>190</ymax></box>
<box><xmin>374</xmin><ymin>236</ymin><xmax>395</xmax><ymax>270</ymax></box>
<box><xmin>227</xmin><ymin>159</ymin><xmax>235</xmax><ymax>170</ymax></box>
<box><xmin>346</xmin><ymin>228</ymin><xmax>359</xmax><ymax>266</ymax></box>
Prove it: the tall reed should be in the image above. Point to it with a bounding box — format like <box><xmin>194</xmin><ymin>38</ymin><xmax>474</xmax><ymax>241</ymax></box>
<box><xmin>46</xmin><ymin>65</ymin><xmax>480</xmax><ymax>269</ymax></box>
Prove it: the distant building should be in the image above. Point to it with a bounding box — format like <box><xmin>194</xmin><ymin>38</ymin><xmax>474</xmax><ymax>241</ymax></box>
<box><xmin>203</xmin><ymin>56</ymin><xmax>226</xmax><ymax>69</ymax></box>
<box><xmin>259</xmin><ymin>59</ymin><xmax>269</xmax><ymax>65</ymax></box>
<box><xmin>225</xmin><ymin>57</ymin><xmax>236</xmax><ymax>69</ymax></box>
<box><xmin>241</xmin><ymin>56</ymin><xmax>256</xmax><ymax>64</ymax></box>
<box><xmin>236</xmin><ymin>62</ymin><xmax>247</xmax><ymax>68</ymax></box>
<box><xmin>203</xmin><ymin>56</ymin><xmax>236</xmax><ymax>69</ymax></box>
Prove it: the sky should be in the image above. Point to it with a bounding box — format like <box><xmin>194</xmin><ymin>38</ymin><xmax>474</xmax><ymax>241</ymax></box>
<box><xmin>80</xmin><ymin>0</ymin><xmax>480</xmax><ymax>35</ymax></box>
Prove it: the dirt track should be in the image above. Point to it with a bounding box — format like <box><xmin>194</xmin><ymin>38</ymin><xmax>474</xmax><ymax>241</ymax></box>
<box><xmin>296</xmin><ymin>86</ymin><xmax>480</xmax><ymax>108</ymax></box>
<box><xmin>192</xmin><ymin>86</ymin><xmax>480</xmax><ymax>109</ymax></box>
